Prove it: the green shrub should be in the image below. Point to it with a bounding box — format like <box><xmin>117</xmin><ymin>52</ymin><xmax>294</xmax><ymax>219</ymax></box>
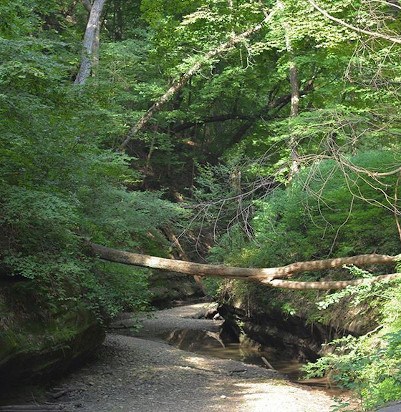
<box><xmin>0</xmin><ymin>20</ymin><xmax>184</xmax><ymax>322</ymax></box>
<box><xmin>303</xmin><ymin>260</ymin><xmax>401</xmax><ymax>410</ymax></box>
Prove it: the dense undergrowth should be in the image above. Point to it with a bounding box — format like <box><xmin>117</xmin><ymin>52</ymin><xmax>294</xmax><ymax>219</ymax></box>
<box><xmin>303</xmin><ymin>273</ymin><xmax>401</xmax><ymax>411</ymax></box>
<box><xmin>0</xmin><ymin>2</ymin><xmax>185</xmax><ymax>323</ymax></box>
<box><xmin>205</xmin><ymin>152</ymin><xmax>401</xmax><ymax>410</ymax></box>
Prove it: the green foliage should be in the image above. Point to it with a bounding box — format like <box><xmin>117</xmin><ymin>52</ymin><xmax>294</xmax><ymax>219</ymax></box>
<box><xmin>83</xmin><ymin>262</ymin><xmax>151</xmax><ymax>319</ymax></box>
<box><xmin>316</xmin><ymin>266</ymin><xmax>384</xmax><ymax>310</ymax></box>
<box><xmin>0</xmin><ymin>4</ymin><xmax>185</xmax><ymax>322</ymax></box>
<box><xmin>232</xmin><ymin>151</ymin><xmax>401</xmax><ymax>269</ymax></box>
<box><xmin>201</xmin><ymin>276</ymin><xmax>224</xmax><ymax>299</ymax></box>
<box><xmin>0</xmin><ymin>1</ymin><xmax>39</xmax><ymax>38</ymax></box>
<box><xmin>303</xmin><ymin>277</ymin><xmax>401</xmax><ymax>410</ymax></box>
<box><xmin>1</xmin><ymin>0</ymin><xmax>401</xmax><ymax>399</ymax></box>
<box><xmin>209</xmin><ymin>151</ymin><xmax>401</xmax><ymax>402</ymax></box>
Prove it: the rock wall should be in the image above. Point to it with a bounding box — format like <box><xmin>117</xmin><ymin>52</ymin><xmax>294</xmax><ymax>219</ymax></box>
<box><xmin>0</xmin><ymin>279</ymin><xmax>105</xmax><ymax>386</ymax></box>
<box><xmin>148</xmin><ymin>271</ymin><xmax>204</xmax><ymax>308</ymax></box>
<box><xmin>217</xmin><ymin>303</ymin><xmax>357</xmax><ymax>364</ymax></box>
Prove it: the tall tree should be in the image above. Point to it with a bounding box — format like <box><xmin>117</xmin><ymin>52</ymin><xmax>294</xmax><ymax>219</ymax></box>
<box><xmin>75</xmin><ymin>0</ymin><xmax>107</xmax><ymax>85</ymax></box>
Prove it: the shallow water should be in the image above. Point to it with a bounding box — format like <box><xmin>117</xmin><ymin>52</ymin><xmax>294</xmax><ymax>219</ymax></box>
<box><xmin>162</xmin><ymin>329</ymin><xmax>344</xmax><ymax>397</ymax></box>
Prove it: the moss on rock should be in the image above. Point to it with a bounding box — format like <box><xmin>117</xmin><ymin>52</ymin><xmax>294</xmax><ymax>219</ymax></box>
<box><xmin>0</xmin><ymin>280</ymin><xmax>105</xmax><ymax>386</ymax></box>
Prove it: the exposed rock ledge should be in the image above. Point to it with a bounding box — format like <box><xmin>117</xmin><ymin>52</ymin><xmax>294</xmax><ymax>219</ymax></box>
<box><xmin>0</xmin><ymin>281</ymin><xmax>104</xmax><ymax>386</ymax></box>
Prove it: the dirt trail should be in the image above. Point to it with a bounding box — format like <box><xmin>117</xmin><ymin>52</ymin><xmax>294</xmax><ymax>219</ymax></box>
<box><xmin>1</xmin><ymin>303</ymin><xmax>353</xmax><ymax>412</ymax></box>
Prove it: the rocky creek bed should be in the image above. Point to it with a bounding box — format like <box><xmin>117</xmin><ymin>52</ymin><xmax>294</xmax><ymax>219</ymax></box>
<box><xmin>0</xmin><ymin>303</ymin><xmax>360</xmax><ymax>411</ymax></box>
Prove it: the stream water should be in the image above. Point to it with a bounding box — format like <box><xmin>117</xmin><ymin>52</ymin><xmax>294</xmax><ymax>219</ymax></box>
<box><xmin>160</xmin><ymin>327</ymin><xmax>341</xmax><ymax>396</ymax></box>
<box><xmin>110</xmin><ymin>301</ymin><xmax>348</xmax><ymax>400</ymax></box>
<box><xmin>188</xmin><ymin>343</ymin><xmax>339</xmax><ymax>391</ymax></box>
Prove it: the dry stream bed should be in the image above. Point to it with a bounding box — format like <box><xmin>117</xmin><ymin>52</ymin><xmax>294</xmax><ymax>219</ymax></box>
<box><xmin>0</xmin><ymin>302</ymin><xmax>359</xmax><ymax>411</ymax></box>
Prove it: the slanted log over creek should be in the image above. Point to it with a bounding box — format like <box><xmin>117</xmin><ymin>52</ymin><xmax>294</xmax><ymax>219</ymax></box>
<box><xmin>90</xmin><ymin>243</ymin><xmax>401</xmax><ymax>290</ymax></box>
<box><xmin>0</xmin><ymin>301</ymin><xmax>359</xmax><ymax>411</ymax></box>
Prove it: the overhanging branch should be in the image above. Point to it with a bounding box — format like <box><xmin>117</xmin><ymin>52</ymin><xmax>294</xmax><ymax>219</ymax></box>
<box><xmin>308</xmin><ymin>0</ymin><xmax>401</xmax><ymax>44</ymax></box>
<box><xmin>267</xmin><ymin>273</ymin><xmax>401</xmax><ymax>289</ymax></box>
<box><xmin>118</xmin><ymin>5</ymin><xmax>279</xmax><ymax>151</ymax></box>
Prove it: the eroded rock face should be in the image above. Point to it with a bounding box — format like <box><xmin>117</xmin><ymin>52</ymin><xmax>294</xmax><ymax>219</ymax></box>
<box><xmin>217</xmin><ymin>304</ymin><xmax>339</xmax><ymax>364</ymax></box>
<box><xmin>0</xmin><ymin>281</ymin><xmax>105</xmax><ymax>386</ymax></box>
<box><xmin>148</xmin><ymin>271</ymin><xmax>204</xmax><ymax>308</ymax></box>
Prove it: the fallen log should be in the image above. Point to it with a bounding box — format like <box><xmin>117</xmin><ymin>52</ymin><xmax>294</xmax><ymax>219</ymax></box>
<box><xmin>90</xmin><ymin>243</ymin><xmax>400</xmax><ymax>290</ymax></box>
<box><xmin>267</xmin><ymin>273</ymin><xmax>401</xmax><ymax>290</ymax></box>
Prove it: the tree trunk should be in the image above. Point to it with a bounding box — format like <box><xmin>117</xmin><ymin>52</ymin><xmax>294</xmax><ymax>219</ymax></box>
<box><xmin>89</xmin><ymin>242</ymin><xmax>400</xmax><ymax>290</ymax></box>
<box><xmin>279</xmin><ymin>1</ymin><xmax>300</xmax><ymax>179</ymax></box>
<box><xmin>287</xmin><ymin>53</ymin><xmax>300</xmax><ymax>177</ymax></box>
<box><xmin>118</xmin><ymin>5</ymin><xmax>280</xmax><ymax>151</ymax></box>
<box><xmin>74</xmin><ymin>0</ymin><xmax>107</xmax><ymax>85</ymax></box>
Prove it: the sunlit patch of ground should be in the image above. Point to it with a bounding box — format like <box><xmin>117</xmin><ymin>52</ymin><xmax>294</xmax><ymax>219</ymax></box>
<box><xmin>1</xmin><ymin>305</ymin><xmax>360</xmax><ymax>412</ymax></box>
<box><xmin>235</xmin><ymin>381</ymin><xmax>336</xmax><ymax>412</ymax></box>
<box><xmin>181</xmin><ymin>353</ymin><xmax>342</xmax><ymax>412</ymax></box>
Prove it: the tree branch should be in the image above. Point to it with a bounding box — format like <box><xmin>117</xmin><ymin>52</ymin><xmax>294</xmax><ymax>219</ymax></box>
<box><xmin>267</xmin><ymin>273</ymin><xmax>401</xmax><ymax>289</ymax></box>
<box><xmin>172</xmin><ymin>114</ymin><xmax>254</xmax><ymax>133</ymax></box>
<box><xmin>229</xmin><ymin>80</ymin><xmax>315</xmax><ymax>145</ymax></box>
<box><xmin>118</xmin><ymin>6</ymin><xmax>280</xmax><ymax>151</ymax></box>
<box><xmin>307</xmin><ymin>0</ymin><xmax>401</xmax><ymax>44</ymax></box>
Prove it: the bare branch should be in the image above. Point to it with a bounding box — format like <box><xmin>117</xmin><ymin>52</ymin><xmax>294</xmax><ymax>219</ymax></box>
<box><xmin>307</xmin><ymin>0</ymin><xmax>401</xmax><ymax>44</ymax></box>
<box><xmin>172</xmin><ymin>114</ymin><xmax>254</xmax><ymax>133</ymax></box>
<box><xmin>371</xmin><ymin>0</ymin><xmax>401</xmax><ymax>11</ymax></box>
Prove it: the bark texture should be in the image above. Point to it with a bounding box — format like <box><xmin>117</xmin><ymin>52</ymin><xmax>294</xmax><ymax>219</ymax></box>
<box><xmin>74</xmin><ymin>0</ymin><xmax>107</xmax><ymax>85</ymax></box>
<box><xmin>90</xmin><ymin>243</ymin><xmax>400</xmax><ymax>290</ymax></box>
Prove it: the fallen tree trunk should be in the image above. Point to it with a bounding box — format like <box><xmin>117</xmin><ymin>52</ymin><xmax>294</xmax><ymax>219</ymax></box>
<box><xmin>267</xmin><ymin>274</ymin><xmax>401</xmax><ymax>290</ymax></box>
<box><xmin>90</xmin><ymin>243</ymin><xmax>400</xmax><ymax>290</ymax></box>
